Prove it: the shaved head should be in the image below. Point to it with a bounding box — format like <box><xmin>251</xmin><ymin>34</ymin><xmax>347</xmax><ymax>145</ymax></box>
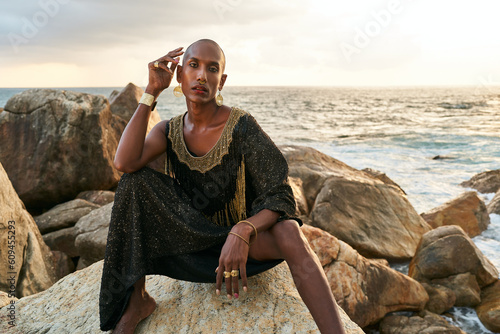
<box><xmin>183</xmin><ymin>39</ymin><xmax>226</xmax><ymax>72</ymax></box>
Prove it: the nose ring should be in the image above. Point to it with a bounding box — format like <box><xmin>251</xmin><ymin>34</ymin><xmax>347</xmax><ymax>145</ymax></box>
<box><xmin>198</xmin><ymin>79</ymin><xmax>206</xmax><ymax>84</ymax></box>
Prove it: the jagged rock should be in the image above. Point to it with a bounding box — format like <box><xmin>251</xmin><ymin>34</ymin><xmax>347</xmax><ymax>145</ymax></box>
<box><xmin>487</xmin><ymin>190</ymin><xmax>500</xmax><ymax>214</ymax></box>
<box><xmin>0</xmin><ymin>261</ymin><xmax>363</xmax><ymax>334</ymax></box>
<box><xmin>409</xmin><ymin>226</ymin><xmax>498</xmax><ymax>288</ymax></box>
<box><xmin>421</xmin><ymin>191</ymin><xmax>490</xmax><ymax>237</ymax></box>
<box><xmin>76</xmin><ymin>190</ymin><xmax>115</xmax><ymax>206</ymax></box>
<box><xmin>281</xmin><ymin>145</ymin><xmax>431</xmax><ymax>260</ymax></box>
<box><xmin>42</xmin><ymin>226</ymin><xmax>78</xmax><ymax>257</ymax></box>
<box><xmin>362</xmin><ymin>167</ymin><xmax>406</xmax><ymax>194</ymax></box>
<box><xmin>421</xmin><ymin>283</ymin><xmax>456</xmax><ymax>314</ymax></box>
<box><xmin>476</xmin><ymin>280</ymin><xmax>500</xmax><ymax>333</ymax></box>
<box><xmin>0</xmin><ymin>163</ymin><xmax>57</xmax><ymax>298</ymax></box>
<box><xmin>431</xmin><ymin>273</ymin><xmax>481</xmax><ymax>307</ymax></box>
<box><xmin>109</xmin><ymin>82</ymin><xmax>161</xmax><ymax>135</ymax></box>
<box><xmin>301</xmin><ymin>225</ymin><xmax>428</xmax><ymax>328</ymax></box>
<box><xmin>50</xmin><ymin>250</ymin><xmax>75</xmax><ymax>280</ymax></box>
<box><xmin>379</xmin><ymin>311</ymin><xmax>466</xmax><ymax>334</ymax></box>
<box><xmin>34</xmin><ymin>199</ymin><xmax>100</xmax><ymax>234</ymax></box>
<box><xmin>0</xmin><ymin>88</ymin><xmax>126</xmax><ymax>211</ymax></box>
<box><xmin>74</xmin><ymin>203</ymin><xmax>113</xmax><ymax>267</ymax></box>
<box><xmin>461</xmin><ymin>169</ymin><xmax>500</xmax><ymax>194</ymax></box>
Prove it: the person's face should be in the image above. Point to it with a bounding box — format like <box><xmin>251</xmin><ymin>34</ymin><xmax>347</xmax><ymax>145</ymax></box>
<box><xmin>177</xmin><ymin>41</ymin><xmax>227</xmax><ymax>105</ymax></box>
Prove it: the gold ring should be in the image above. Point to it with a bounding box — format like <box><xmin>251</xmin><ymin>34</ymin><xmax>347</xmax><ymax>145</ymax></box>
<box><xmin>231</xmin><ymin>270</ymin><xmax>239</xmax><ymax>277</ymax></box>
<box><xmin>154</xmin><ymin>61</ymin><xmax>159</xmax><ymax>68</ymax></box>
<box><xmin>223</xmin><ymin>271</ymin><xmax>231</xmax><ymax>278</ymax></box>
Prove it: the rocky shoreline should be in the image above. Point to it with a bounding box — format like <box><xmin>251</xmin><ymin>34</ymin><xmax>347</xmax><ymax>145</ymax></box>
<box><xmin>1</xmin><ymin>84</ymin><xmax>499</xmax><ymax>333</ymax></box>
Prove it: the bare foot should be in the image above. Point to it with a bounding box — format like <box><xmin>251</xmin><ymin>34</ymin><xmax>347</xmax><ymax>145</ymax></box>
<box><xmin>113</xmin><ymin>290</ymin><xmax>156</xmax><ymax>334</ymax></box>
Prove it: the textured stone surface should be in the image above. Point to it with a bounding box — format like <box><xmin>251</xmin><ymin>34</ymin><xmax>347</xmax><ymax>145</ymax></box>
<box><xmin>431</xmin><ymin>273</ymin><xmax>481</xmax><ymax>307</ymax></box>
<box><xmin>421</xmin><ymin>191</ymin><xmax>490</xmax><ymax>237</ymax></box>
<box><xmin>76</xmin><ymin>190</ymin><xmax>115</xmax><ymax>206</ymax></box>
<box><xmin>0</xmin><ymin>261</ymin><xmax>363</xmax><ymax>334</ymax></box>
<box><xmin>461</xmin><ymin>169</ymin><xmax>500</xmax><ymax>194</ymax></box>
<box><xmin>0</xmin><ymin>88</ymin><xmax>126</xmax><ymax>210</ymax></box>
<box><xmin>379</xmin><ymin>311</ymin><xmax>466</xmax><ymax>334</ymax></box>
<box><xmin>35</xmin><ymin>199</ymin><xmax>100</xmax><ymax>234</ymax></box>
<box><xmin>301</xmin><ymin>225</ymin><xmax>428</xmax><ymax>328</ymax></box>
<box><xmin>476</xmin><ymin>280</ymin><xmax>500</xmax><ymax>333</ymax></box>
<box><xmin>74</xmin><ymin>203</ymin><xmax>113</xmax><ymax>267</ymax></box>
<box><xmin>362</xmin><ymin>167</ymin><xmax>406</xmax><ymax>194</ymax></box>
<box><xmin>42</xmin><ymin>226</ymin><xmax>78</xmax><ymax>257</ymax></box>
<box><xmin>421</xmin><ymin>283</ymin><xmax>456</xmax><ymax>314</ymax></box>
<box><xmin>288</xmin><ymin>176</ymin><xmax>308</xmax><ymax>215</ymax></box>
<box><xmin>281</xmin><ymin>145</ymin><xmax>431</xmax><ymax>260</ymax></box>
<box><xmin>487</xmin><ymin>190</ymin><xmax>500</xmax><ymax>214</ymax></box>
<box><xmin>0</xmin><ymin>163</ymin><xmax>57</xmax><ymax>298</ymax></box>
<box><xmin>409</xmin><ymin>226</ymin><xmax>498</xmax><ymax>288</ymax></box>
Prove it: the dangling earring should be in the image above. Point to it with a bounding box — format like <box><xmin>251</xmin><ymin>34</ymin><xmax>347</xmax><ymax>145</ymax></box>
<box><xmin>216</xmin><ymin>90</ymin><xmax>223</xmax><ymax>106</ymax></box>
<box><xmin>173</xmin><ymin>84</ymin><xmax>183</xmax><ymax>97</ymax></box>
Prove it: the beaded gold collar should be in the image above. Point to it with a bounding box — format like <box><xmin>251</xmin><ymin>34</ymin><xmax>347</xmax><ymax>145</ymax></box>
<box><xmin>168</xmin><ymin>107</ymin><xmax>246</xmax><ymax>173</ymax></box>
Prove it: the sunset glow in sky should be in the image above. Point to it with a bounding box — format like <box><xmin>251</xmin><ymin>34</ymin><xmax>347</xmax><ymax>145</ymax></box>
<box><xmin>1</xmin><ymin>0</ymin><xmax>500</xmax><ymax>88</ymax></box>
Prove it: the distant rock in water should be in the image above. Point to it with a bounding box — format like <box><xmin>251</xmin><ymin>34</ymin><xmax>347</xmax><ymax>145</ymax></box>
<box><xmin>438</xmin><ymin>102</ymin><xmax>473</xmax><ymax>109</ymax></box>
<box><xmin>432</xmin><ymin>155</ymin><xmax>455</xmax><ymax>160</ymax></box>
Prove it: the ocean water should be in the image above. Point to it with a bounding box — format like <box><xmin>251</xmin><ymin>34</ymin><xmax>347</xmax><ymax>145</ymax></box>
<box><xmin>2</xmin><ymin>86</ymin><xmax>500</xmax><ymax>333</ymax></box>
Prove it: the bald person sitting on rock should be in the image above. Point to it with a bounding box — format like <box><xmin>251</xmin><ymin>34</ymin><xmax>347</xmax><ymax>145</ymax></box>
<box><xmin>99</xmin><ymin>39</ymin><xmax>346</xmax><ymax>334</ymax></box>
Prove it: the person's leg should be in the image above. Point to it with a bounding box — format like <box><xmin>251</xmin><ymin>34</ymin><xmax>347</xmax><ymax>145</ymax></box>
<box><xmin>113</xmin><ymin>276</ymin><xmax>156</xmax><ymax>334</ymax></box>
<box><xmin>249</xmin><ymin>220</ymin><xmax>346</xmax><ymax>334</ymax></box>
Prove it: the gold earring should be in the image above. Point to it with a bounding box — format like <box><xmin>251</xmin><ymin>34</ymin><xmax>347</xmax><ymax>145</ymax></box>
<box><xmin>216</xmin><ymin>90</ymin><xmax>223</xmax><ymax>106</ymax></box>
<box><xmin>173</xmin><ymin>84</ymin><xmax>183</xmax><ymax>97</ymax></box>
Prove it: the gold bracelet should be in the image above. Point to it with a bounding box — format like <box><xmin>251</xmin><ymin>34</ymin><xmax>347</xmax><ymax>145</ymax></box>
<box><xmin>139</xmin><ymin>92</ymin><xmax>155</xmax><ymax>107</ymax></box>
<box><xmin>228</xmin><ymin>232</ymin><xmax>250</xmax><ymax>246</ymax></box>
<box><xmin>237</xmin><ymin>220</ymin><xmax>258</xmax><ymax>245</ymax></box>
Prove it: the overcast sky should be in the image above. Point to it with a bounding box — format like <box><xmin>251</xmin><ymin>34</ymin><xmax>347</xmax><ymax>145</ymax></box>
<box><xmin>1</xmin><ymin>0</ymin><xmax>500</xmax><ymax>88</ymax></box>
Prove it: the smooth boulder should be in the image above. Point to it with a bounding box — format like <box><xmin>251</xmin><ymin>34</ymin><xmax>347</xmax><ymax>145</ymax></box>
<box><xmin>0</xmin><ymin>89</ymin><xmax>125</xmax><ymax>210</ymax></box>
<box><xmin>420</xmin><ymin>191</ymin><xmax>490</xmax><ymax>237</ymax></box>
<box><xmin>461</xmin><ymin>170</ymin><xmax>500</xmax><ymax>194</ymax></box>
<box><xmin>74</xmin><ymin>202</ymin><xmax>113</xmax><ymax>268</ymax></box>
<box><xmin>0</xmin><ymin>163</ymin><xmax>57</xmax><ymax>298</ymax></box>
<box><xmin>379</xmin><ymin>311</ymin><xmax>465</xmax><ymax>334</ymax></box>
<box><xmin>0</xmin><ymin>260</ymin><xmax>363</xmax><ymax>334</ymax></box>
<box><xmin>301</xmin><ymin>225</ymin><xmax>428</xmax><ymax>328</ymax></box>
<box><xmin>34</xmin><ymin>199</ymin><xmax>100</xmax><ymax>234</ymax></box>
<box><xmin>281</xmin><ymin>145</ymin><xmax>431</xmax><ymax>260</ymax></box>
<box><xmin>421</xmin><ymin>283</ymin><xmax>456</xmax><ymax>314</ymax></box>
<box><xmin>476</xmin><ymin>280</ymin><xmax>500</xmax><ymax>333</ymax></box>
<box><xmin>409</xmin><ymin>226</ymin><xmax>498</xmax><ymax>288</ymax></box>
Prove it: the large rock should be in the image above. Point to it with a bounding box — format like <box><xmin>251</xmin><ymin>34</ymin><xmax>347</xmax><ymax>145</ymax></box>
<box><xmin>421</xmin><ymin>283</ymin><xmax>456</xmax><ymax>314</ymax></box>
<box><xmin>379</xmin><ymin>311</ymin><xmax>465</xmax><ymax>334</ymax></box>
<box><xmin>0</xmin><ymin>163</ymin><xmax>57</xmax><ymax>298</ymax></box>
<box><xmin>431</xmin><ymin>273</ymin><xmax>481</xmax><ymax>307</ymax></box>
<box><xmin>76</xmin><ymin>190</ymin><xmax>115</xmax><ymax>206</ymax></box>
<box><xmin>461</xmin><ymin>169</ymin><xmax>500</xmax><ymax>194</ymax></box>
<box><xmin>42</xmin><ymin>226</ymin><xmax>78</xmax><ymax>257</ymax></box>
<box><xmin>0</xmin><ymin>260</ymin><xmax>363</xmax><ymax>334</ymax></box>
<box><xmin>476</xmin><ymin>280</ymin><xmax>500</xmax><ymax>333</ymax></box>
<box><xmin>487</xmin><ymin>190</ymin><xmax>500</xmax><ymax>214</ymax></box>
<box><xmin>421</xmin><ymin>191</ymin><xmax>490</xmax><ymax>237</ymax></box>
<box><xmin>109</xmin><ymin>82</ymin><xmax>161</xmax><ymax>136</ymax></box>
<box><xmin>301</xmin><ymin>225</ymin><xmax>428</xmax><ymax>328</ymax></box>
<box><xmin>34</xmin><ymin>199</ymin><xmax>100</xmax><ymax>234</ymax></box>
<box><xmin>409</xmin><ymin>226</ymin><xmax>498</xmax><ymax>288</ymax></box>
<box><xmin>74</xmin><ymin>202</ymin><xmax>113</xmax><ymax>267</ymax></box>
<box><xmin>0</xmin><ymin>89</ymin><xmax>126</xmax><ymax>211</ymax></box>
<box><xmin>281</xmin><ymin>145</ymin><xmax>431</xmax><ymax>260</ymax></box>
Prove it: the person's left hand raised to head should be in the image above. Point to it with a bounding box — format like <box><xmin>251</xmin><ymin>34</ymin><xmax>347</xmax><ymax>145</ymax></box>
<box><xmin>215</xmin><ymin>226</ymin><xmax>252</xmax><ymax>300</ymax></box>
<box><xmin>146</xmin><ymin>47</ymin><xmax>184</xmax><ymax>98</ymax></box>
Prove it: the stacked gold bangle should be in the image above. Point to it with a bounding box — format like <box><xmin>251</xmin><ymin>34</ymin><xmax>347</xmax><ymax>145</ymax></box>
<box><xmin>237</xmin><ymin>220</ymin><xmax>258</xmax><ymax>245</ymax></box>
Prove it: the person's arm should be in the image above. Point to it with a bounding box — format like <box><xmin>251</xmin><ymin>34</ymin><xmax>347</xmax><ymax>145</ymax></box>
<box><xmin>114</xmin><ymin>47</ymin><xmax>184</xmax><ymax>173</ymax></box>
<box><xmin>216</xmin><ymin>114</ymin><xmax>297</xmax><ymax>297</ymax></box>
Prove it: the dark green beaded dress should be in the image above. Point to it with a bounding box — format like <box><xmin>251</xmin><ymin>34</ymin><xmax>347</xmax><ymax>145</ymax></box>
<box><xmin>99</xmin><ymin>107</ymin><xmax>300</xmax><ymax>331</ymax></box>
